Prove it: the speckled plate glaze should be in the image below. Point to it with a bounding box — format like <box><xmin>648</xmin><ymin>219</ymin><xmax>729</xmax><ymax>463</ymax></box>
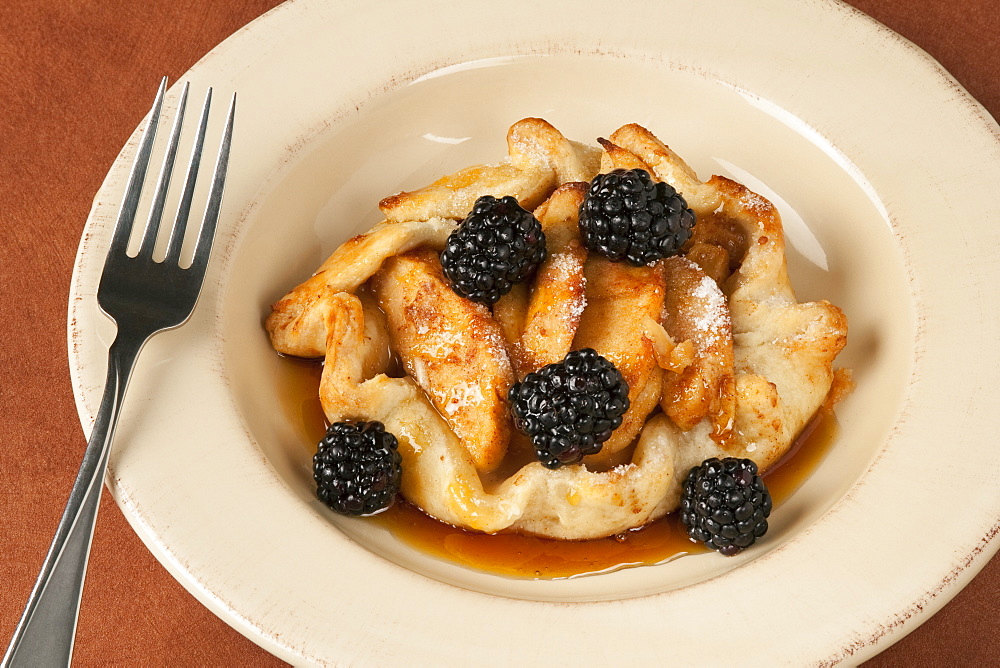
<box><xmin>68</xmin><ymin>0</ymin><xmax>1000</xmax><ymax>664</ymax></box>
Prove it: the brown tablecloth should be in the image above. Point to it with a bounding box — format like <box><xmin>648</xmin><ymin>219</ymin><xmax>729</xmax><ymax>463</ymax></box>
<box><xmin>1</xmin><ymin>1</ymin><xmax>996</xmax><ymax>664</ymax></box>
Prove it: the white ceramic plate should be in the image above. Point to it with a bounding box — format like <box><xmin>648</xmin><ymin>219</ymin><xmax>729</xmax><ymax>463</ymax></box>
<box><xmin>68</xmin><ymin>0</ymin><xmax>1000</xmax><ymax>664</ymax></box>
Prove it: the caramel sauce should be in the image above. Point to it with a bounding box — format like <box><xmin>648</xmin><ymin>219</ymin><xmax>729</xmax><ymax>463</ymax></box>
<box><xmin>370</xmin><ymin>409</ymin><xmax>839</xmax><ymax>578</ymax></box>
<box><xmin>371</xmin><ymin>498</ymin><xmax>707</xmax><ymax>578</ymax></box>
<box><xmin>282</xmin><ymin>359</ymin><xmax>840</xmax><ymax>579</ymax></box>
<box><xmin>761</xmin><ymin>408</ymin><xmax>840</xmax><ymax>505</ymax></box>
<box><xmin>276</xmin><ymin>356</ymin><xmax>327</xmax><ymax>453</ymax></box>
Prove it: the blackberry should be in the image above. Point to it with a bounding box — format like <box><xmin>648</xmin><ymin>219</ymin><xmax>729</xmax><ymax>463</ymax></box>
<box><xmin>440</xmin><ymin>195</ymin><xmax>547</xmax><ymax>305</ymax></box>
<box><xmin>578</xmin><ymin>168</ymin><xmax>696</xmax><ymax>266</ymax></box>
<box><xmin>508</xmin><ymin>348</ymin><xmax>630</xmax><ymax>469</ymax></box>
<box><xmin>313</xmin><ymin>421</ymin><xmax>402</xmax><ymax>516</ymax></box>
<box><xmin>679</xmin><ymin>457</ymin><xmax>772</xmax><ymax>556</ymax></box>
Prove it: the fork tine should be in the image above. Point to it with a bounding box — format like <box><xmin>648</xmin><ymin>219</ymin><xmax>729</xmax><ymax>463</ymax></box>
<box><xmin>108</xmin><ymin>76</ymin><xmax>168</xmax><ymax>256</ymax></box>
<box><xmin>187</xmin><ymin>91</ymin><xmax>236</xmax><ymax>275</ymax></box>
<box><xmin>137</xmin><ymin>81</ymin><xmax>190</xmax><ymax>259</ymax></box>
<box><xmin>163</xmin><ymin>87</ymin><xmax>213</xmax><ymax>263</ymax></box>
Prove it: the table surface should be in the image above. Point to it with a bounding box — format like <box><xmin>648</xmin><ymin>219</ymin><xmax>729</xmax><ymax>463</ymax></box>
<box><xmin>1</xmin><ymin>0</ymin><xmax>997</xmax><ymax>664</ymax></box>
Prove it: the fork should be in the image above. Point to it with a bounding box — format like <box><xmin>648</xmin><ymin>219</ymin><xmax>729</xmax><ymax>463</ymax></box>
<box><xmin>2</xmin><ymin>77</ymin><xmax>235</xmax><ymax>667</ymax></box>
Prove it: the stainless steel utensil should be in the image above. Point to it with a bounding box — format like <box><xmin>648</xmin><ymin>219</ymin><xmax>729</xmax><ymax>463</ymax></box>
<box><xmin>3</xmin><ymin>77</ymin><xmax>235</xmax><ymax>667</ymax></box>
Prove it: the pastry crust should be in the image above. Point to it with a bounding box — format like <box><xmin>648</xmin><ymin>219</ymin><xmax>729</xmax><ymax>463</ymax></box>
<box><xmin>378</xmin><ymin>117</ymin><xmax>600</xmax><ymax>223</ymax></box>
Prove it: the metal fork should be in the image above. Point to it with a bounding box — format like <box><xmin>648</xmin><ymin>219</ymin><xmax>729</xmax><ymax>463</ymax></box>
<box><xmin>2</xmin><ymin>77</ymin><xmax>235</xmax><ymax>667</ymax></box>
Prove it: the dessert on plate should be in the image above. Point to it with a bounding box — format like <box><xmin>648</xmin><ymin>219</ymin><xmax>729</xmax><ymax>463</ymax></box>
<box><xmin>265</xmin><ymin>118</ymin><xmax>849</xmax><ymax>554</ymax></box>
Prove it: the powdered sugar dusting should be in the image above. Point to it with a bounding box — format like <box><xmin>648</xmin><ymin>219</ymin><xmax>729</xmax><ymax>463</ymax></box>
<box><xmin>691</xmin><ymin>272</ymin><xmax>730</xmax><ymax>349</ymax></box>
<box><xmin>692</xmin><ymin>274</ymin><xmax>727</xmax><ymax>330</ymax></box>
<box><xmin>547</xmin><ymin>251</ymin><xmax>587</xmax><ymax>321</ymax></box>
<box><xmin>414</xmin><ymin>323</ymin><xmax>466</xmax><ymax>360</ymax></box>
<box><xmin>441</xmin><ymin>382</ymin><xmax>487</xmax><ymax>415</ymax></box>
<box><xmin>741</xmin><ymin>188</ymin><xmax>773</xmax><ymax>217</ymax></box>
<box><xmin>509</xmin><ymin>134</ymin><xmax>548</xmax><ymax>167</ymax></box>
<box><xmin>610</xmin><ymin>462</ymin><xmax>636</xmax><ymax>476</ymax></box>
<box><xmin>412</xmin><ymin>302</ymin><xmax>508</xmax><ymax>365</ymax></box>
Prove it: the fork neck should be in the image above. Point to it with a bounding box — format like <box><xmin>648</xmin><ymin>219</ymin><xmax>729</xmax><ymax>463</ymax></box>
<box><xmin>103</xmin><ymin>327</ymin><xmax>152</xmax><ymax>416</ymax></box>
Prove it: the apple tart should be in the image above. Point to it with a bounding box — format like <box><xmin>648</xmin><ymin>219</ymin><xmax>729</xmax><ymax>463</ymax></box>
<box><xmin>265</xmin><ymin>119</ymin><xmax>848</xmax><ymax>541</ymax></box>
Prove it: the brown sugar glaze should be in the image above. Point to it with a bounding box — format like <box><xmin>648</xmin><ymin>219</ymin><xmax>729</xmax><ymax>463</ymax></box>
<box><xmin>281</xmin><ymin>357</ymin><xmax>840</xmax><ymax>579</ymax></box>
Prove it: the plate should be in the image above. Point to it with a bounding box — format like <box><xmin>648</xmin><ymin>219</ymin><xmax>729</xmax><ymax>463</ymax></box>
<box><xmin>68</xmin><ymin>0</ymin><xmax>1000</xmax><ymax>664</ymax></box>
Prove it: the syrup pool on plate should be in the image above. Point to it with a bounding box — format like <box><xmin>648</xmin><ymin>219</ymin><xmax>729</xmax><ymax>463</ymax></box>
<box><xmin>280</xmin><ymin>357</ymin><xmax>840</xmax><ymax>579</ymax></box>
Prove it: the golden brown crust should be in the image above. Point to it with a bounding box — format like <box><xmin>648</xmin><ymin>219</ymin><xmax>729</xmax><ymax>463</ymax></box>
<box><xmin>266</xmin><ymin>218</ymin><xmax>456</xmax><ymax>358</ymax></box>
<box><xmin>597</xmin><ymin>137</ymin><xmax>653</xmax><ymax>172</ymax></box>
<box><xmin>377</xmin><ymin>118</ymin><xmax>601</xmax><ymax>223</ymax></box>
<box><xmin>606</xmin><ymin>123</ymin><xmax>705</xmax><ymax>200</ymax></box>
<box><xmin>513</xmin><ymin>182</ymin><xmax>589</xmax><ymax>377</ymax></box>
<box><xmin>574</xmin><ymin>257</ymin><xmax>666</xmax><ymax>464</ymax></box>
<box><xmin>507</xmin><ymin>118</ymin><xmax>602</xmax><ymax>183</ymax></box>
<box><xmin>371</xmin><ymin>250</ymin><xmax>513</xmax><ymax>473</ymax></box>
<box><xmin>659</xmin><ymin>256</ymin><xmax>737</xmax><ymax>443</ymax></box>
<box><xmin>378</xmin><ymin>162</ymin><xmax>556</xmax><ymax>223</ymax></box>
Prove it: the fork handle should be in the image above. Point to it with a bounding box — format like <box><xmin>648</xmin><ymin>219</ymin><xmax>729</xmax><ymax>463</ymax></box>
<box><xmin>3</xmin><ymin>333</ymin><xmax>145</xmax><ymax>667</ymax></box>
